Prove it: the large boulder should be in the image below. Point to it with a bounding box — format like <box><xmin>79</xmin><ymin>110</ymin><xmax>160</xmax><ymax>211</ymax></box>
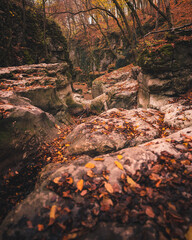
<box><xmin>0</xmin><ymin>63</ymin><xmax>73</xmax><ymax>123</ymax></box>
<box><xmin>92</xmin><ymin>65</ymin><xmax>140</xmax><ymax>96</ymax></box>
<box><xmin>1</xmin><ymin>127</ymin><xmax>192</xmax><ymax>240</ymax></box>
<box><xmin>0</xmin><ymin>91</ymin><xmax>58</xmax><ymax>173</ymax></box>
<box><xmin>137</xmin><ymin>40</ymin><xmax>192</xmax><ymax>108</ymax></box>
<box><xmin>64</xmin><ymin>108</ymin><xmax>164</xmax><ymax>156</ymax></box>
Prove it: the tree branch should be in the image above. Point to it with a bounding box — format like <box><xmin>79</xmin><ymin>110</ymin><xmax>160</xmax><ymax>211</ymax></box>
<box><xmin>144</xmin><ymin>23</ymin><xmax>192</xmax><ymax>37</ymax></box>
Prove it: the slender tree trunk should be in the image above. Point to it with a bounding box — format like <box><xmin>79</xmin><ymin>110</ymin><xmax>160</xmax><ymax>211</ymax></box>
<box><xmin>124</xmin><ymin>0</ymin><xmax>144</xmax><ymax>36</ymax></box>
<box><xmin>111</xmin><ymin>0</ymin><xmax>132</xmax><ymax>37</ymax></box>
<box><xmin>147</xmin><ymin>0</ymin><xmax>172</xmax><ymax>28</ymax></box>
<box><xmin>22</xmin><ymin>0</ymin><xmax>26</xmax><ymax>45</ymax></box>
<box><xmin>42</xmin><ymin>0</ymin><xmax>48</xmax><ymax>59</ymax></box>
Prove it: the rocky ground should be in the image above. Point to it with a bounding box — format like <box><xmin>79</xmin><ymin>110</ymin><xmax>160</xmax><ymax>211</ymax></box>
<box><xmin>0</xmin><ymin>62</ymin><xmax>192</xmax><ymax>240</ymax></box>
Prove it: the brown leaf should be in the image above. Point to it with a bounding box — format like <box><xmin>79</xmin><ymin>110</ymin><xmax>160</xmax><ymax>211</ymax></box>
<box><xmin>149</xmin><ymin>173</ymin><xmax>160</xmax><ymax>181</ymax></box>
<box><xmin>104</xmin><ymin>182</ymin><xmax>114</xmax><ymax>193</ymax></box>
<box><xmin>85</xmin><ymin>162</ymin><xmax>95</xmax><ymax>169</ymax></box>
<box><xmin>77</xmin><ymin>179</ymin><xmax>84</xmax><ymax>191</ymax></box>
<box><xmin>145</xmin><ymin>206</ymin><xmax>155</xmax><ymax>218</ymax></box>
<box><xmin>87</xmin><ymin>170</ymin><xmax>94</xmax><ymax>178</ymax></box>
<box><xmin>27</xmin><ymin>221</ymin><xmax>33</xmax><ymax>229</ymax></box>
<box><xmin>114</xmin><ymin>161</ymin><xmax>124</xmax><ymax>170</ymax></box>
<box><xmin>151</xmin><ymin>164</ymin><xmax>162</xmax><ymax>173</ymax></box>
<box><xmin>100</xmin><ymin>198</ymin><xmax>113</xmax><ymax>211</ymax></box>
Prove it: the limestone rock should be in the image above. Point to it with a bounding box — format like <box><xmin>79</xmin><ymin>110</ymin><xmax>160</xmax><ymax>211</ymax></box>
<box><xmin>161</xmin><ymin>102</ymin><xmax>192</xmax><ymax>129</ymax></box>
<box><xmin>64</xmin><ymin>108</ymin><xmax>163</xmax><ymax>155</ymax></box>
<box><xmin>0</xmin><ymin>91</ymin><xmax>58</xmax><ymax>173</ymax></box>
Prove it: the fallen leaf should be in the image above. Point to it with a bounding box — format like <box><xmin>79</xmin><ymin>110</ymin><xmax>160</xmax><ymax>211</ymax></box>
<box><xmin>37</xmin><ymin>224</ymin><xmax>44</xmax><ymax>231</ymax></box>
<box><xmin>81</xmin><ymin>190</ymin><xmax>88</xmax><ymax>196</ymax></box>
<box><xmin>85</xmin><ymin>162</ymin><xmax>95</xmax><ymax>169</ymax></box>
<box><xmin>114</xmin><ymin>161</ymin><xmax>124</xmax><ymax>170</ymax></box>
<box><xmin>145</xmin><ymin>206</ymin><xmax>155</xmax><ymax>218</ymax></box>
<box><xmin>117</xmin><ymin>154</ymin><xmax>123</xmax><ymax>160</ymax></box>
<box><xmin>185</xmin><ymin>226</ymin><xmax>192</xmax><ymax>240</ymax></box>
<box><xmin>65</xmin><ymin>144</ymin><xmax>70</xmax><ymax>147</ymax></box>
<box><xmin>87</xmin><ymin>170</ymin><xmax>94</xmax><ymax>178</ymax></box>
<box><xmin>149</xmin><ymin>173</ymin><xmax>160</xmax><ymax>181</ymax></box>
<box><xmin>66</xmin><ymin>177</ymin><xmax>73</xmax><ymax>184</ymax></box>
<box><xmin>67</xmin><ymin>233</ymin><xmax>77</xmax><ymax>239</ymax></box>
<box><xmin>49</xmin><ymin>205</ymin><xmax>57</xmax><ymax>225</ymax></box>
<box><xmin>100</xmin><ymin>197</ymin><xmax>113</xmax><ymax>211</ymax></box>
<box><xmin>53</xmin><ymin>177</ymin><xmax>61</xmax><ymax>184</ymax></box>
<box><xmin>77</xmin><ymin>179</ymin><xmax>84</xmax><ymax>191</ymax></box>
<box><xmin>127</xmin><ymin>176</ymin><xmax>140</xmax><ymax>188</ymax></box>
<box><xmin>168</xmin><ymin>202</ymin><xmax>177</xmax><ymax>211</ymax></box>
<box><xmin>104</xmin><ymin>182</ymin><xmax>114</xmax><ymax>193</ymax></box>
<box><xmin>94</xmin><ymin>157</ymin><xmax>104</xmax><ymax>161</ymax></box>
<box><xmin>27</xmin><ymin>220</ymin><xmax>33</xmax><ymax>229</ymax></box>
<box><xmin>156</xmin><ymin>179</ymin><xmax>162</xmax><ymax>188</ymax></box>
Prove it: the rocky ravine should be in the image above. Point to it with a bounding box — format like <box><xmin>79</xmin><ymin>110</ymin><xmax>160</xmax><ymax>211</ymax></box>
<box><xmin>0</xmin><ymin>60</ymin><xmax>192</xmax><ymax>240</ymax></box>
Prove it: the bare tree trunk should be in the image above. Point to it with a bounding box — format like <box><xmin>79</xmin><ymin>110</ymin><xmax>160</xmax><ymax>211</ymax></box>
<box><xmin>124</xmin><ymin>0</ymin><xmax>144</xmax><ymax>36</ymax></box>
<box><xmin>148</xmin><ymin>0</ymin><xmax>172</xmax><ymax>28</ymax></box>
<box><xmin>111</xmin><ymin>0</ymin><xmax>132</xmax><ymax>37</ymax></box>
<box><xmin>42</xmin><ymin>0</ymin><xmax>48</xmax><ymax>59</ymax></box>
<box><xmin>22</xmin><ymin>0</ymin><xmax>26</xmax><ymax>45</ymax></box>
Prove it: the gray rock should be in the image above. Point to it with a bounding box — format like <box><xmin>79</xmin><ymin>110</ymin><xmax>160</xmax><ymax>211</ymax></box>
<box><xmin>0</xmin><ymin>91</ymin><xmax>58</xmax><ymax>173</ymax></box>
<box><xmin>65</xmin><ymin>108</ymin><xmax>163</xmax><ymax>155</ymax></box>
<box><xmin>161</xmin><ymin>103</ymin><xmax>192</xmax><ymax>129</ymax></box>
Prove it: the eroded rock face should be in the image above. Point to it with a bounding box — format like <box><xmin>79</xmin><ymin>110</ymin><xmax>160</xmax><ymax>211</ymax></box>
<box><xmin>1</xmin><ymin>127</ymin><xmax>191</xmax><ymax>240</ymax></box>
<box><xmin>0</xmin><ymin>91</ymin><xmax>58</xmax><ymax>173</ymax></box>
<box><xmin>0</xmin><ymin>63</ymin><xmax>73</xmax><ymax>123</ymax></box>
<box><xmin>65</xmin><ymin>108</ymin><xmax>163</xmax><ymax>156</ymax></box>
<box><xmin>91</xmin><ymin>65</ymin><xmax>140</xmax><ymax>110</ymax></box>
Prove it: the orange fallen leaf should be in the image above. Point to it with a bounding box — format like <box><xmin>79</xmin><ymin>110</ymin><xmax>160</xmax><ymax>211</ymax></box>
<box><xmin>77</xmin><ymin>179</ymin><xmax>84</xmax><ymax>191</ymax></box>
<box><xmin>104</xmin><ymin>182</ymin><xmax>114</xmax><ymax>193</ymax></box>
<box><xmin>156</xmin><ymin>179</ymin><xmax>162</xmax><ymax>188</ymax></box>
<box><xmin>49</xmin><ymin>205</ymin><xmax>57</xmax><ymax>225</ymax></box>
<box><xmin>65</xmin><ymin>144</ymin><xmax>70</xmax><ymax>147</ymax></box>
<box><xmin>38</xmin><ymin>224</ymin><xmax>44</xmax><ymax>231</ymax></box>
<box><xmin>94</xmin><ymin>157</ymin><xmax>104</xmax><ymax>161</ymax></box>
<box><xmin>85</xmin><ymin>162</ymin><xmax>95</xmax><ymax>169</ymax></box>
<box><xmin>66</xmin><ymin>177</ymin><xmax>73</xmax><ymax>184</ymax></box>
<box><xmin>114</xmin><ymin>161</ymin><xmax>124</xmax><ymax>170</ymax></box>
<box><xmin>185</xmin><ymin>226</ymin><xmax>192</xmax><ymax>240</ymax></box>
<box><xmin>53</xmin><ymin>177</ymin><xmax>61</xmax><ymax>184</ymax></box>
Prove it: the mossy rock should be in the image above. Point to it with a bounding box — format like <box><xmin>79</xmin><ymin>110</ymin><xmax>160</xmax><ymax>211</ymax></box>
<box><xmin>66</xmin><ymin>96</ymin><xmax>84</xmax><ymax>115</ymax></box>
<box><xmin>90</xmin><ymin>100</ymin><xmax>104</xmax><ymax>113</ymax></box>
<box><xmin>138</xmin><ymin>44</ymin><xmax>174</xmax><ymax>73</ymax></box>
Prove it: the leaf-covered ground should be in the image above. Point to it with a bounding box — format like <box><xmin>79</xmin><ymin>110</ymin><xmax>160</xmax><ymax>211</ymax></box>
<box><xmin>1</xmin><ymin>90</ymin><xmax>192</xmax><ymax>239</ymax></box>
